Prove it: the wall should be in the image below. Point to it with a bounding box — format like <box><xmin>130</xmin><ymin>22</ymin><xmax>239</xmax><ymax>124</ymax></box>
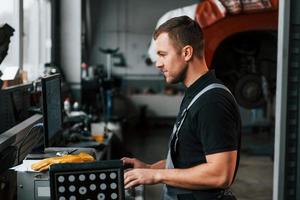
<box><xmin>59</xmin><ymin>0</ymin><xmax>199</xmax><ymax>100</ymax></box>
<box><xmin>89</xmin><ymin>0</ymin><xmax>199</xmax><ymax>78</ymax></box>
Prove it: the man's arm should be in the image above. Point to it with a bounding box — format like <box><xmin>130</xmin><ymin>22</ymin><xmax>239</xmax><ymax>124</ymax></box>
<box><xmin>158</xmin><ymin>150</ymin><xmax>237</xmax><ymax>189</ymax></box>
<box><xmin>150</xmin><ymin>160</ymin><xmax>166</xmax><ymax>169</ymax></box>
<box><xmin>124</xmin><ymin>150</ymin><xmax>237</xmax><ymax>189</ymax></box>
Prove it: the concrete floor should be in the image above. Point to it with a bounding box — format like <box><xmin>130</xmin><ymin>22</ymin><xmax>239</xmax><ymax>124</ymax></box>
<box><xmin>232</xmin><ymin>155</ymin><xmax>273</xmax><ymax>200</ymax></box>
<box><xmin>123</xmin><ymin>120</ymin><xmax>274</xmax><ymax>200</ymax></box>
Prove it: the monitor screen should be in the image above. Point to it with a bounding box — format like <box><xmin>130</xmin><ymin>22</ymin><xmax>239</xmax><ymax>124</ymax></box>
<box><xmin>0</xmin><ymin>83</ymin><xmax>33</xmax><ymax>134</ymax></box>
<box><xmin>41</xmin><ymin>74</ymin><xmax>62</xmax><ymax>147</ymax></box>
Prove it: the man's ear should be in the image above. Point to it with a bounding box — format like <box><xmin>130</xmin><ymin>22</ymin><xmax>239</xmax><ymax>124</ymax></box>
<box><xmin>182</xmin><ymin>45</ymin><xmax>193</xmax><ymax>62</ymax></box>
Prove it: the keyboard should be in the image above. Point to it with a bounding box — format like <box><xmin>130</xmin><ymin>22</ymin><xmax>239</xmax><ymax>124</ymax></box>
<box><xmin>50</xmin><ymin>160</ymin><xmax>125</xmax><ymax>200</ymax></box>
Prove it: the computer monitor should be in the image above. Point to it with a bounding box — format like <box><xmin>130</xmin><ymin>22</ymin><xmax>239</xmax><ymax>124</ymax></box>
<box><xmin>0</xmin><ymin>114</ymin><xmax>43</xmax><ymax>173</ymax></box>
<box><xmin>0</xmin><ymin>83</ymin><xmax>33</xmax><ymax>134</ymax></box>
<box><xmin>41</xmin><ymin>74</ymin><xmax>63</xmax><ymax>148</ymax></box>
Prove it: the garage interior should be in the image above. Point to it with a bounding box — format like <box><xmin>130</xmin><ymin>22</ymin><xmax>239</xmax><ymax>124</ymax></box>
<box><xmin>0</xmin><ymin>0</ymin><xmax>299</xmax><ymax>200</ymax></box>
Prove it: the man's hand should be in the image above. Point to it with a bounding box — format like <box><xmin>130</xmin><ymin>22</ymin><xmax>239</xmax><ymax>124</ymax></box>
<box><xmin>124</xmin><ymin>169</ymin><xmax>161</xmax><ymax>189</ymax></box>
<box><xmin>121</xmin><ymin>157</ymin><xmax>150</xmax><ymax>169</ymax></box>
<box><xmin>121</xmin><ymin>158</ymin><xmax>166</xmax><ymax>189</ymax></box>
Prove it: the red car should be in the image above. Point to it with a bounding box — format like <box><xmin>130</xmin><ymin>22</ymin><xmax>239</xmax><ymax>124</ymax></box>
<box><xmin>196</xmin><ymin>0</ymin><xmax>278</xmax><ymax>109</ymax></box>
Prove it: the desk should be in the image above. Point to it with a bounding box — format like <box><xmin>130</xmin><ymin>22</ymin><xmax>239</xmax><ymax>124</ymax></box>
<box><xmin>16</xmin><ymin>170</ymin><xmax>144</xmax><ymax>200</ymax></box>
<box><xmin>0</xmin><ymin>162</ymin><xmax>144</xmax><ymax>200</ymax></box>
<box><xmin>66</xmin><ymin>132</ymin><xmax>113</xmax><ymax>160</ymax></box>
<box><xmin>0</xmin><ymin>133</ymin><xmax>145</xmax><ymax>200</ymax></box>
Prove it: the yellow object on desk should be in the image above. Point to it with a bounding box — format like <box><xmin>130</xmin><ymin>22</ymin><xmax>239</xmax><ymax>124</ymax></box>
<box><xmin>31</xmin><ymin>152</ymin><xmax>95</xmax><ymax>172</ymax></box>
<box><xmin>91</xmin><ymin>134</ymin><xmax>105</xmax><ymax>143</ymax></box>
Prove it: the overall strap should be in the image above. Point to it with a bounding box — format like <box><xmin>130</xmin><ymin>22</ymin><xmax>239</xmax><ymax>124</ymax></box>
<box><xmin>187</xmin><ymin>83</ymin><xmax>232</xmax><ymax>110</ymax></box>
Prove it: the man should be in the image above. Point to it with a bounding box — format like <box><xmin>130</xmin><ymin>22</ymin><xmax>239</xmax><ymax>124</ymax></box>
<box><xmin>122</xmin><ymin>16</ymin><xmax>241</xmax><ymax>200</ymax></box>
<box><xmin>0</xmin><ymin>24</ymin><xmax>14</xmax><ymax>64</ymax></box>
<box><xmin>0</xmin><ymin>23</ymin><xmax>15</xmax><ymax>88</ymax></box>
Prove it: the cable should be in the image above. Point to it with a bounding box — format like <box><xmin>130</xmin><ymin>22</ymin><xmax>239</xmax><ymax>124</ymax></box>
<box><xmin>17</xmin><ymin>123</ymin><xmax>44</xmax><ymax>164</ymax></box>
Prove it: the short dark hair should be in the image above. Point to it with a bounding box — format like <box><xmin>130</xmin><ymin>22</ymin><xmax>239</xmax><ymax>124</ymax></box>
<box><xmin>153</xmin><ymin>16</ymin><xmax>204</xmax><ymax>58</ymax></box>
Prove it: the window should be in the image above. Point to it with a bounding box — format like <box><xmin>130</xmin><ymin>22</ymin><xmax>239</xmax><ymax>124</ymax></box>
<box><xmin>0</xmin><ymin>0</ymin><xmax>52</xmax><ymax>82</ymax></box>
<box><xmin>0</xmin><ymin>0</ymin><xmax>18</xmax><ymax>68</ymax></box>
<box><xmin>23</xmin><ymin>0</ymin><xmax>51</xmax><ymax>81</ymax></box>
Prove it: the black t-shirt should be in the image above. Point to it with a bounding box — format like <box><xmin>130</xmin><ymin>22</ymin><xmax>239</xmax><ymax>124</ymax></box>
<box><xmin>168</xmin><ymin>70</ymin><xmax>241</xmax><ymax>198</ymax></box>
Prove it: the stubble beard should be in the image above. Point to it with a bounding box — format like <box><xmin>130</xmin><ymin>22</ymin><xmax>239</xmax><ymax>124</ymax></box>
<box><xmin>165</xmin><ymin>63</ymin><xmax>188</xmax><ymax>85</ymax></box>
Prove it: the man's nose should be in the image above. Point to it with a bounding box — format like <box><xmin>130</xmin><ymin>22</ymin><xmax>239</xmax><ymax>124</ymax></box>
<box><xmin>155</xmin><ymin>59</ymin><xmax>163</xmax><ymax>69</ymax></box>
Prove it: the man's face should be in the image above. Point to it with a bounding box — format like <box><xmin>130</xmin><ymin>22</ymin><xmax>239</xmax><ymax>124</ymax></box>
<box><xmin>154</xmin><ymin>32</ymin><xmax>187</xmax><ymax>84</ymax></box>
